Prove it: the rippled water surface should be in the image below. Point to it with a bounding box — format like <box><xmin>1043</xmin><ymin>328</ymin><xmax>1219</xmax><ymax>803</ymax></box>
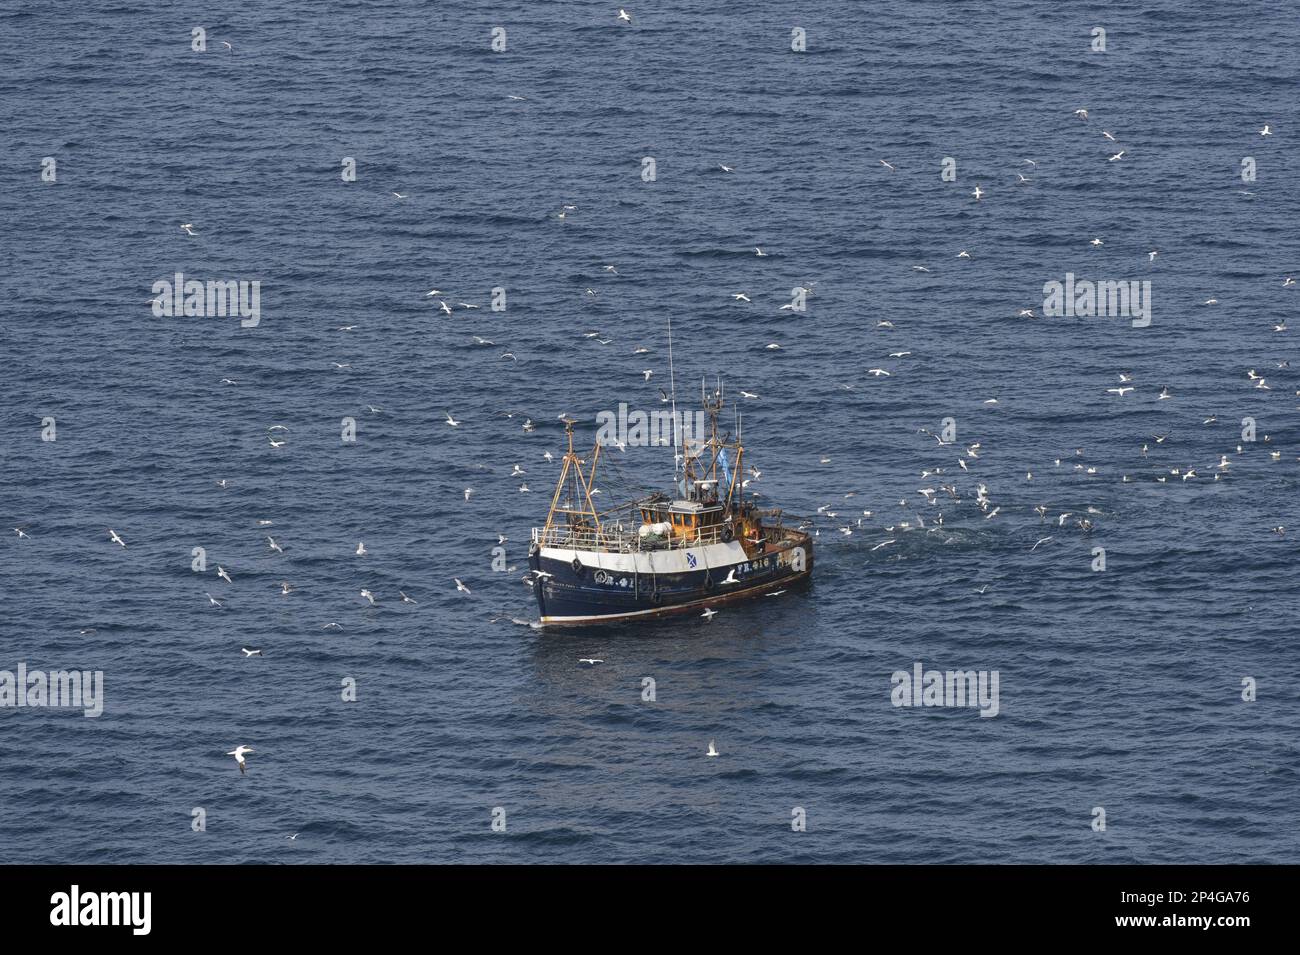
<box><xmin>2</xmin><ymin>1</ymin><xmax>1298</xmax><ymax>863</ymax></box>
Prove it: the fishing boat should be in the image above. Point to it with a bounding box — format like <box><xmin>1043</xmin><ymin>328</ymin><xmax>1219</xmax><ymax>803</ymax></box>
<box><xmin>527</xmin><ymin>384</ymin><xmax>813</xmax><ymax>625</ymax></box>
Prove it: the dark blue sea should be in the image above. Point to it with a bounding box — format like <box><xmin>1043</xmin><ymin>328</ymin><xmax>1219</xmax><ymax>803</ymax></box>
<box><xmin>2</xmin><ymin>1</ymin><xmax>1298</xmax><ymax>864</ymax></box>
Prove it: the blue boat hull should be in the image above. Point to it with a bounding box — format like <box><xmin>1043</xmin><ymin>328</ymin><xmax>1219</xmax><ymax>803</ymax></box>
<box><xmin>527</xmin><ymin>536</ymin><xmax>814</xmax><ymax>625</ymax></box>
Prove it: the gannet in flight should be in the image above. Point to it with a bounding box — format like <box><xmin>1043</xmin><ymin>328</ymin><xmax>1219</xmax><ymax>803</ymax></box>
<box><xmin>227</xmin><ymin>745</ymin><xmax>254</xmax><ymax>775</ymax></box>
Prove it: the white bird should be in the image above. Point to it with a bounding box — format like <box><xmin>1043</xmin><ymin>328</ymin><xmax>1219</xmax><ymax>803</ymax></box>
<box><xmin>718</xmin><ymin>164</ymin><xmax>733</xmax><ymax>172</ymax></box>
<box><xmin>1108</xmin><ymin>151</ymin><xmax>1125</xmax><ymax>161</ymax></box>
<box><xmin>1031</xmin><ymin>537</ymin><xmax>1052</xmax><ymax>552</ymax></box>
<box><xmin>400</xmin><ymin>591</ymin><xmax>416</xmax><ymax>604</ymax></box>
<box><xmin>108</xmin><ymin>529</ymin><xmax>126</xmax><ymax>548</ymax></box>
<box><xmin>279</xmin><ymin>581</ymin><xmax>293</xmax><ymax>596</ymax></box>
<box><xmin>205</xmin><ymin>592</ymin><xmax>223</xmax><ymax>607</ymax></box>
<box><xmin>1090</xmin><ymin>238</ymin><xmax>1104</xmax><ymax>246</ymax></box>
<box><xmin>706</xmin><ymin>740</ymin><xmax>719</xmax><ymax>756</ymax></box>
<box><xmin>13</xmin><ymin>527</ymin><xmax>29</xmax><ymax>539</ymax></box>
<box><xmin>226</xmin><ymin>745</ymin><xmax>254</xmax><ymax>775</ymax></box>
<box><xmin>360</xmin><ymin>589</ymin><xmax>376</xmax><ymax>606</ymax></box>
<box><xmin>867</xmin><ymin>368</ymin><xmax>891</xmax><ymax>377</ymax></box>
<box><xmin>1106</xmin><ymin>387</ymin><xmax>1133</xmax><ymax>396</ymax></box>
<box><xmin>971</xmin><ymin>185</ymin><xmax>984</xmax><ymax>200</ymax></box>
<box><xmin>578</xmin><ymin>658</ymin><xmax>603</xmax><ymax>665</ymax></box>
<box><xmin>217</xmin><ymin>566</ymin><xmax>232</xmax><ymax>583</ymax></box>
<box><xmin>1260</xmin><ymin>124</ymin><xmax>1272</xmax><ymax>136</ymax></box>
<box><xmin>241</xmin><ymin>648</ymin><xmax>262</xmax><ymax>657</ymax></box>
<box><xmin>356</xmin><ymin>542</ymin><xmax>368</xmax><ymax>556</ymax></box>
<box><xmin>180</xmin><ymin>223</ymin><xmax>198</xmax><ymax>236</ymax></box>
<box><xmin>879</xmin><ymin>159</ymin><xmax>896</xmax><ymax>171</ymax></box>
<box><xmin>464</xmin><ymin>488</ymin><xmax>474</xmax><ymax>502</ymax></box>
<box><xmin>267</xmin><ymin>536</ymin><xmax>283</xmax><ymax>553</ymax></box>
<box><xmin>732</xmin><ymin>293</ymin><xmax>750</xmax><ymax>302</ymax></box>
<box><xmin>720</xmin><ymin>568</ymin><xmax>739</xmax><ymax>585</ymax></box>
<box><xmin>392</xmin><ymin>191</ymin><xmax>407</xmax><ymax>199</ymax></box>
<box><xmin>700</xmin><ymin>608</ymin><xmax>717</xmax><ymax>621</ymax></box>
<box><xmin>754</xmin><ymin>247</ymin><xmax>767</xmax><ymax>256</ymax></box>
<box><xmin>438</xmin><ymin>300</ymin><xmax>453</xmax><ymax>316</ymax></box>
<box><xmin>455</xmin><ymin>578</ymin><xmax>471</xmax><ymax>594</ymax></box>
<box><xmin>617</xmin><ymin>8</ymin><xmax>631</xmax><ymax>22</ymax></box>
<box><xmin>445</xmin><ymin>412</ymin><xmax>460</xmax><ymax>427</ymax></box>
<box><xmin>1074</xmin><ymin>109</ymin><xmax>1088</xmax><ymax>119</ymax></box>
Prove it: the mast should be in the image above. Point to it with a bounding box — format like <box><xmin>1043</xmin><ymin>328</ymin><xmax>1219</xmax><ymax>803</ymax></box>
<box><xmin>667</xmin><ymin>316</ymin><xmax>679</xmax><ymax>486</ymax></box>
<box><xmin>542</xmin><ymin>418</ymin><xmax>603</xmax><ymax>544</ymax></box>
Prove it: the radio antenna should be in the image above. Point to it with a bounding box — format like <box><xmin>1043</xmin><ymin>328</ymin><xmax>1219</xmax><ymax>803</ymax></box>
<box><xmin>667</xmin><ymin>315</ymin><xmax>679</xmax><ymax>481</ymax></box>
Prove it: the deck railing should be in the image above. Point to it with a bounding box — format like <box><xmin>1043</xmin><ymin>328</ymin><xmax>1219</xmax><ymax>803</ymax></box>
<box><xmin>532</xmin><ymin>523</ymin><xmax>752</xmax><ymax>553</ymax></box>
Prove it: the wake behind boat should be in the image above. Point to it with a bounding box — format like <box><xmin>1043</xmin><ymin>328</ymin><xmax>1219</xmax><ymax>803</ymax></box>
<box><xmin>527</xmin><ymin>385</ymin><xmax>813</xmax><ymax>625</ymax></box>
